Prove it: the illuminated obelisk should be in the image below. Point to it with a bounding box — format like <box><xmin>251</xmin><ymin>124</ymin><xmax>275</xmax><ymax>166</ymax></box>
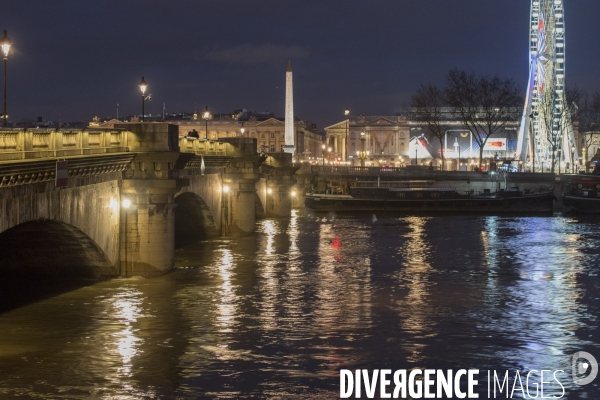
<box><xmin>283</xmin><ymin>60</ymin><xmax>296</xmax><ymax>157</ymax></box>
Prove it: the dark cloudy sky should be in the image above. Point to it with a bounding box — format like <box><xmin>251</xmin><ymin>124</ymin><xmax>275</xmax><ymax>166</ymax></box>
<box><xmin>2</xmin><ymin>0</ymin><xmax>600</xmax><ymax>130</ymax></box>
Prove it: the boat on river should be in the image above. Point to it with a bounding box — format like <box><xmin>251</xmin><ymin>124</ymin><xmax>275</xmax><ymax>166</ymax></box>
<box><xmin>305</xmin><ymin>186</ymin><xmax>555</xmax><ymax>213</ymax></box>
<box><xmin>562</xmin><ymin>174</ymin><xmax>600</xmax><ymax>213</ymax></box>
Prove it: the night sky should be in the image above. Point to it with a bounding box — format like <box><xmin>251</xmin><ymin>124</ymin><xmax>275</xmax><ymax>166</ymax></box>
<box><xmin>2</xmin><ymin>0</ymin><xmax>600</xmax><ymax>130</ymax></box>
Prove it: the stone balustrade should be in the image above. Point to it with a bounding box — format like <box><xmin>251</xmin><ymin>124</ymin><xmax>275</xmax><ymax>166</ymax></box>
<box><xmin>0</xmin><ymin>128</ymin><xmax>131</xmax><ymax>161</ymax></box>
<box><xmin>178</xmin><ymin>136</ymin><xmax>231</xmax><ymax>156</ymax></box>
<box><xmin>178</xmin><ymin>136</ymin><xmax>258</xmax><ymax>157</ymax></box>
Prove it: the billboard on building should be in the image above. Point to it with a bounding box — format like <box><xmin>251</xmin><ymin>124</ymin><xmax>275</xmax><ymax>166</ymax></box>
<box><xmin>483</xmin><ymin>138</ymin><xmax>507</xmax><ymax>151</ymax></box>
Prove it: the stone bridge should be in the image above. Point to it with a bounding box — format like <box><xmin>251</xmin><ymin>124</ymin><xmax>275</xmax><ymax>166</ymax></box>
<box><xmin>0</xmin><ymin>124</ymin><xmax>297</xmax><ymax>281</ymax></box>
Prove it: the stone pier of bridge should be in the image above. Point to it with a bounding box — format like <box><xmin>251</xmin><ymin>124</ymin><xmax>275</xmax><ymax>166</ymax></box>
<box><xmin>0</xmin><ymin>123</ymin><xmax>297</xmax><ymax>280</ymax></box>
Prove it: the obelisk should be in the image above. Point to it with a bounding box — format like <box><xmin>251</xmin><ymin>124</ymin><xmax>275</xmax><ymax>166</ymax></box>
<box><xmin>283</xmin><ymin>60</ymin><xmax>296</xmax><ymax>156</ymax></box>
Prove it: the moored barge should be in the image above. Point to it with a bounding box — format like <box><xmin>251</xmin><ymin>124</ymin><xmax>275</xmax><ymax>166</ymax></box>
<box><xmin>305</xmin><ymin>187</ymin><xmax>555</xmax><ymax>213</ymax></box>
<box><xmin>562</xmin><ymin>174</ymin><xmax>600</xmax><ymax>213</ymax></box>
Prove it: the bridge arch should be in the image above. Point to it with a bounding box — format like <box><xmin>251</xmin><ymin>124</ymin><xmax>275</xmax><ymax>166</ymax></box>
<box><xmin>0</xmin><ymin>180</ymin><xmax>121</xmax><ymax>267</ymax></box>
<box><xmin>0</xmin><ymin>220</ymin><xmax>116</xmax><ymax>311</ymax></box>
<box><xmin>0</xmin><ymin>220</ymin><xmax>116</xmax><ymax>277</ymax></box>
<box><xmin>174</xmin><ymin>192</ymin><xmax>219</xmax><ymax>247</ymax></box>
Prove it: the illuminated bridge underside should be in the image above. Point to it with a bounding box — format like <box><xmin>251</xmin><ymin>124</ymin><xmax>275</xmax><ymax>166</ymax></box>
<box><xmin>516</xmin><ymin>0</ymin><xmax>577</xmax><ymax>169</ymax></box>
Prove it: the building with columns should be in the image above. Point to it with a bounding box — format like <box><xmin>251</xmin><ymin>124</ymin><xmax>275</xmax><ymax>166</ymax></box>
<box><xmin>325</xmin><ymin>113</ymin><xmax>522</xmax><ymax>169</ymax></box>
<box><xmin>325</xmin><ymin>115</ymin><xmax>412</xmax><ymax>166</ymax></box>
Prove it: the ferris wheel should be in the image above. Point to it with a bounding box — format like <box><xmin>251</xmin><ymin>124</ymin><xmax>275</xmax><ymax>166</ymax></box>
<box><xmin>515</xmin><ymin>0</ymin><xmax>577</xmax><ymax>171</ymax></box>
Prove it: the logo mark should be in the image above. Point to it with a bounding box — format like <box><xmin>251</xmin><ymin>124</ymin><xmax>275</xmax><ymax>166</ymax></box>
<box><xmin>571</xmin><ymin>351</ymin><xmax>598</xmax><ymax>386</ymax></box>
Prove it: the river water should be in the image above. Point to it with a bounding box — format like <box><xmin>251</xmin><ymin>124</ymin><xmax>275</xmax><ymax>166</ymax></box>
<box><xmin>0</xmin><ymin>211</ymin><xmax>599</xmax><ymax>399</ymax></box>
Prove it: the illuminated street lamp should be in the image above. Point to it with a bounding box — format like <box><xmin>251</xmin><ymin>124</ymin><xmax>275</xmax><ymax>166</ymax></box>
<box><xmin>1</xmin><ymin>30</ymin><xmax>12</xmax><ymax>127</ymax></box>
<box><xmin>358</xmin><ymin>131</ymin><xmax>367</xmax><ymax>167</ymax></box>
<box><xmin>321</xmin><ymin>144</ymin><xmax>326</xmax><ymax>165</ymax></box>
<box><xmin>139</xmin><ymin>76</ymin><xmax>148</xmax><ymax>122</ymax></box>
<box><xmin>202</xmin><ymin>106</ymin><xmax>211</xmax><ymax>139</ymax></box>
<box><xmin>240</xmin><ymin>123</ymin><xmax>245</xmax><ymax>137</ymax></box>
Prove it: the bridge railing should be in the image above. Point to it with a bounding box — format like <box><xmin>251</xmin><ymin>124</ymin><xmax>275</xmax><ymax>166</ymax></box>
<box><xmin>0</xmin><ymin>129</ymin><xmax>131</xmax><ymax>161</ymax></box>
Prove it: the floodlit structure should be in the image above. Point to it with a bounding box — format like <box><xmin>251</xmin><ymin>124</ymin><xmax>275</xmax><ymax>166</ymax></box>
<box><xmin>283</xmin><ymin>60</ymin><xmax>296</xmax><ymax>157</ymax></box>
<box><xmin>516</xmin><ymin>0</ymin><xmax>577</xmax><ymax>171</ymax></box>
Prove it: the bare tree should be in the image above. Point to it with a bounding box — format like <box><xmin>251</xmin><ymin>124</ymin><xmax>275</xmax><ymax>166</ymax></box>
<box><xmin>445</xmin><ymin>69</ymin><xmax>522</xmax><ymax>167</ymax></box>
<box><xmin>536</xmin><ymin>87</ymin><xmax>582</xmax><ymax>174</ymax></box>
<box><xmin>579</xmin><ymin>91</ymin><xmax>600</xmax><ymax>170</ymax></box>
<box><xmin>410</xmin><ymin>85</ymin><xmax>450</xmax><ymax>170</ymax></box>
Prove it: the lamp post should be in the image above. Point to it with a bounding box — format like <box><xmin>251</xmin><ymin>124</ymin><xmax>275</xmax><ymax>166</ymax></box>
<box><xmin>139</xmin><ymin>76</ymin><xmax>148</xmax><ymax>122</ymax></box>
<box><xmin>359</xmin><ymin>131</ymin><xmax>367</xmax><ymax>167</ymax></box>
<box><xmin>344</xmin><ymin>108</ymin><xmax>350</xmax><ymax>161</ymax></box>
<box><xmin>202</xmin><ymin>106</ymin><xmax>211</xmax><ymax>139</ymax></box>
<box><xmin>321</xmin><ymin>144</ymin><xmax>326</xmax><ymax>165</ymax></box>
<box><xmin>240</xmin><ymin>123</ymin><xmax>245</xmax><ymax>137</ymax></box>
<box><xmin>1</xmin><ymin>30</ymin><xmax>12</xmax><ymax>127</ymax></box>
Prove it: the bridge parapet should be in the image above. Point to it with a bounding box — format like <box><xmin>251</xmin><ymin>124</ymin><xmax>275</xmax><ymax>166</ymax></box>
<box><xmin>0</xmin><ymin>128</ymin><xmax>132</xmax><ymax>161</ymax></box>
<box><xmin>178</xmin><ymin>136</ymin><xmax>257</xmax><ymax>157</ymax></box>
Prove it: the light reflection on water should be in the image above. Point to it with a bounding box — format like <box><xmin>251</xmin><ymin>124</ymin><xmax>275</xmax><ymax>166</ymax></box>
<box><xmin>0</xmin><ymin>212</ymin><xmax>598</xmax><ymax>398</ymax></box>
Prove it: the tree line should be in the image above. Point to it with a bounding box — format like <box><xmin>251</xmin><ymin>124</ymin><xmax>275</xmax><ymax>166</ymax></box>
<box><xmin>410</xmin><ymin>68</ymin><xmax>600</xmax><ymax>173</ymax></box>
